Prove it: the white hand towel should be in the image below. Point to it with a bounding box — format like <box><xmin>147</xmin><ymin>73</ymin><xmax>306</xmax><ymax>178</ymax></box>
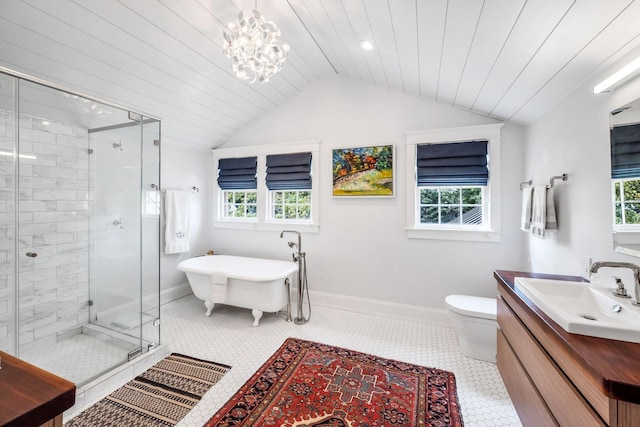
<box><xmin>545</xmin><ymin>187</ymin><xmax>557</xmax><ymax>230</ymax></box>
<box><xmin>520</xmin><ymin>186</ymin><xmax>533</xmax><ymax>231</ymax></box>
<box><xmin>164</xmin><ymin>189</ymin><xmax>191</xmax><ymax>254</ymax></box>
<box><xmin>210</xmin><ymin>271</ymin><xmax>228</xmax><ymax>302</ymax></box>
<box><xmin>530</xmin><ymin>186</ymin><xmax>547</xmax><ymax>238</ymax></box>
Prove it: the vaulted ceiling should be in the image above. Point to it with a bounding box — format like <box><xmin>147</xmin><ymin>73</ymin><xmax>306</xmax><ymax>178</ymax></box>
<box><xmin>1</xmin><ymin>0</ymin><xmax>640</xmax><ymax>150</ymax></box>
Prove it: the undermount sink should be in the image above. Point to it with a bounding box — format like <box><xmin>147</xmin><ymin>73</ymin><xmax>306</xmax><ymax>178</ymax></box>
<box><xmin>514</xmin><ymin>277</ymin><xmax>640</xmax><ymax>344</ymax></box>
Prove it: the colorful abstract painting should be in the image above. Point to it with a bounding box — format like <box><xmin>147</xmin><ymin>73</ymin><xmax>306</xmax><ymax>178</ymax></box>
<box><xmin>332</xmin><ymin>145</ymin><xmax>394</xmax><ymax>197</ymax></box>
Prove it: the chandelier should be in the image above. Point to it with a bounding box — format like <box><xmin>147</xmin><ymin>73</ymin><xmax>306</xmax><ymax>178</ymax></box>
<box><xmin>223</xmin><ymin>5</ymin><xmax>290</xmax><ymax>84</ymax></box>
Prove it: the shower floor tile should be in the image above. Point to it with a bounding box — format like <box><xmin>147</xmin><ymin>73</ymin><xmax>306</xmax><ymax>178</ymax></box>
<box><xmin>160</xmin><ymin>295</ymin><xmax>522</xmax><ymax>427</ymax></box>
<box><xmin>20</xmin><ymin>334</ymin><xmax>126</xmax><ymax>385</ymax></box>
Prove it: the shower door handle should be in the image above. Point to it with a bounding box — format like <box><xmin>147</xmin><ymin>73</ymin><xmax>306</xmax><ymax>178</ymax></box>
<box><xmin>25</xmin><ymin>252</ymin><xmax>38</xmax><ymax>258</ymax></box>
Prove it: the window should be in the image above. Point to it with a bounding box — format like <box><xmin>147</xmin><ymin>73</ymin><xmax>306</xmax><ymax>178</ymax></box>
<box><xmin>212</xmin><ymin>141</ymin><xmax>320</xmax><ymax>232</ymax></box>
<box><xmin>266</xmin><ymin>152</ymin><xmax>312</xmax><ymax>223</ymax></box>
<box><xmin>406</xmin><ymin>124</ymin><xmax>502</xmax><ymax>242</ymax></box>
<box><xmin>611</xmin><ymin>124</ymin><xmax>640</xmax><ymax>229</ymax></box>
<box><xmin>419</xmin><ymin>187</ymin><xmax>483</xmax><ymax>225</ymax></box>
<box><xmin>271</xmin><ymin>190</ymin><xmax>311</xmax><ymax>220</ymax></box>
<box><xmin>222</xmin><ymin>190</ymin><xmax>257</xmax><ymax>219</ymax></box>
<box><xmin>217</xmin><ymin>156</ymin><xmax>257</xmax><ymax>221</ymax></box>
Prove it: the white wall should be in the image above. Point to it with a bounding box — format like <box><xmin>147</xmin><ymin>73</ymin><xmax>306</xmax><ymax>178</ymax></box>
<box><xmin>160</xmin><ymin>140</ymin><xmax>212</xmax><ymax>298</ymax></box>
<box><xmin>525</xmin><ymin>47</ymin><xmax>640</xmax><ymax>283</ymax></box>
<box><xmin>213</xmin><ymin>77</ymin><xmax>527</xmax><ymax>312</ymax></box>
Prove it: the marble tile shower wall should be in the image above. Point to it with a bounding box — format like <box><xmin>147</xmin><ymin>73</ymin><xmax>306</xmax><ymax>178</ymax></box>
<box><xmin>0</xmin><ymin>111</ymin><xmax>94</xmax><ymax>354</ymax></box>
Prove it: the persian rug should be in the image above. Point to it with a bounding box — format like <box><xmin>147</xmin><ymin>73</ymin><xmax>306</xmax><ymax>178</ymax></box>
<box><xmin>205</xmin><ymin>338</ymin><xmax>463</xmax><ymax>426</ymax></box>
<box><xmin>65</xmin><ymin>353</ymin><xmax>231</xmax><ymax>427</ymax></box>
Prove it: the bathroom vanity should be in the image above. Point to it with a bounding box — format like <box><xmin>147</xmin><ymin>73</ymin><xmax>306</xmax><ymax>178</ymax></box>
<box><xmin>495</xmin><ymin>270</ymin><xmax>640</xmax><ymax>427</ymax></box>
<box><xmin>0</xmin><ymin>351</ymin><xmax>75</xmax><ymax>426</ymax></box>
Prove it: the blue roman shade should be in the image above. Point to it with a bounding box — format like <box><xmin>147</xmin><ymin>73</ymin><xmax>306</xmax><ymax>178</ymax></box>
<box><xmin>217</xmin><ymin>156</ymin><xmax>257</xmax><ymax>190</ymax></box>
<box><xmin>416</xmin><ymin>140</ymin><xmax>488</xmax><ymax>186</ymax></box>
<box><xmin>611</xmin><ymin>124</ymin><xmax>640</xmax><ymax>179</ymax></box>
<box><xmin>266</xmin><ymin>152</ymin><xmax>312</xmax><ymax>190</ymax></box>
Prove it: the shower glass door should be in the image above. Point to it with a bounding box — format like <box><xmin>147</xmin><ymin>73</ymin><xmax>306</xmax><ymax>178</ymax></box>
<box><xmin>88</xmin><ymin>120</ymin><xmax>143</xmax><ymax>348</ymax></box>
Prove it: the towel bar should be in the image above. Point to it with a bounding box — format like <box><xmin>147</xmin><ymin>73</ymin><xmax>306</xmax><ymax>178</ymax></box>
<box><xmin>547</xmin><ymin>174</ymin><xmax>568</xmax><ymax>188</ymax></box>
<box><xmin>520</xmin><ymin>174</ymin><xmax>568</xmax><ymax>190</ymax></box>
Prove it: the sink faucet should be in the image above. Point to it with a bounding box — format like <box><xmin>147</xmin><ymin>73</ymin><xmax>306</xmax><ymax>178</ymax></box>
<box><xmin>590</xmin><ymin>261</ymin><xmax>640</xmax><ymax>306</ymax></box>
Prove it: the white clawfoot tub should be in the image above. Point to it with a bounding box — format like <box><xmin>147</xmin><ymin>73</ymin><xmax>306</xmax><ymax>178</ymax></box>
<box><xmin>177</xmin><ymin>255</ymin><xmax>298</xmax><ymax>326</ymax></box>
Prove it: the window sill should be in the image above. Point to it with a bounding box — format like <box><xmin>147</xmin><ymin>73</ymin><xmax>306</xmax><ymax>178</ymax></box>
<box><xmin>213</xmin><ymin>220</ymin><xmax>319</xmax><ymax>233</ymax></box>
<box><xmin>406</xmin><ymin>228</ymin><xmax>501</xmax><ymax>242</ymax></box>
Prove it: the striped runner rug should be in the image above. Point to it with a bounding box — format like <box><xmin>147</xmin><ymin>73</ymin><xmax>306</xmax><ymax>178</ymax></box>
<box><xmin>65</xmin><ymin>353</ymin><xmax>230</xmax><ymax>427</ymax></box>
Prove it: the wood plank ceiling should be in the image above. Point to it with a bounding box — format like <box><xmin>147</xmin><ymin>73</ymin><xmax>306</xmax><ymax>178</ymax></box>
<box><xmin>1</xmin><ymin>0</ymin><xmax>640</xmax><ymax>150</ymax></box>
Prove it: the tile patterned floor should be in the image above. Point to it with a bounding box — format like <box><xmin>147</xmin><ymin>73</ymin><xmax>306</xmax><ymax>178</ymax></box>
<box><xmin>162</xmin><ymin>295</ymin><xmax>522</xmax><ymax>427</ymax></box>
<box><xmin>20</xmin><ymin>334</ymin><xmax>127</xmax><ymax>385</ymax></box>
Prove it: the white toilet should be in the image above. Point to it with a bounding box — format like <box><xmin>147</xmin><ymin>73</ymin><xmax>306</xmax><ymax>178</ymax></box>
<box><xmin>445</xmin><ymin>294</ymin><xmax>497</xmax><ymax>363</ymax></box>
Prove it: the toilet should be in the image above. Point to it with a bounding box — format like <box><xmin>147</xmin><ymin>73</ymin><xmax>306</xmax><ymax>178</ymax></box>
<box><xmin>445</xmin><ymin>294</ymin><xmax>497</xmax><ymax>363</ymax></box>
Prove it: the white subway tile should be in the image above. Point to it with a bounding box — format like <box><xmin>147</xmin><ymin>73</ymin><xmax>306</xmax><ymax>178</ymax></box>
<box><xmin>19</xmin><ymin>222</ymin><xmax>57</xmax><ymax>236</ymax></box>
<box><xmin>19</xmin><ymin>176</ymin><xmax>57</xmax><ymax>189</ymax></box>
<box><xmin>32</xmin><ymin>142</ymin><xmax>77</xmax><ymax>158</ymax></box>
<box><xmin>19</xmin><ymin>200</ymin><xmax>57</xmax><ymax>212</ymax></box>
<box><xmin>32</xmin><ymin>189</ymin><xmax>77</xmax><ymax>200</ymax></box>
<box><xmin>20</xmin><ymin>128</ymin><xmax>56</xmax><ymax>144</ymax></box>
<box><xmin>33</xmin><ymin>165</ymin><xmax>76</xmax><ymax>179</ymax></box>
<box><xmin>33</xmin><ymin>210</ymin><xmax>77</xmax><ymax>223</ymax></box>
<box><xmin>34</xmin><ymin>253</ymin><xmax>78</xmax><ymax>270</ymax></box>
<box><xmin>57</xmin><ymin>200</ymin><xmax>88</xmax><ymax>211</ymax></box>
<box><xmin>57</xmin><ymin>220</ymin><xmax>87</xmax><ymax>232</ymax></box>
<box><xmin>33</xmin><ymin>232</ymin><xmax>76</xmax><ymax>245</ymax></box>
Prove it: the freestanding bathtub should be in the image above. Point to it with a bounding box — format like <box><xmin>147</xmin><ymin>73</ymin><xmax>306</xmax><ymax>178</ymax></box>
<box><xmin>177</xmin><ymin>255</ymin><xmax>298</xmax><ymax>326</ymax></box>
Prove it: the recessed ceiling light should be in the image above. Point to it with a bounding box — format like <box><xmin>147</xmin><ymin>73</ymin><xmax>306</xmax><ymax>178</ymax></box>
<box><xmin>361</xmin><ymin>40</ymin><xmax>374</xmax><ymax>51</ymax></box>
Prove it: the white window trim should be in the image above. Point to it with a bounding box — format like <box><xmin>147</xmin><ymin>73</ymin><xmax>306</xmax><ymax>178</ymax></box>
<box><xmin>212</xmin><ymin>140</ymin><xmax>320</xmax><ymax>233</ymax></box>
<box><xmin>405</xmin><ymin>123</ymin><xmax>503</xmax><ymax>242</ymax></box>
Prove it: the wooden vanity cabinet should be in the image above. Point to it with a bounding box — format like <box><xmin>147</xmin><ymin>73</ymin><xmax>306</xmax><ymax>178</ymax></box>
<box><xmin>495</xmin><ymin>270</ymin><xmax>640</xmax><ymax>427</ymax></box>
<box><xmin>0</xmin><ymin>351</ymin><xmax>75</xmax><ymax>427</ymax></box>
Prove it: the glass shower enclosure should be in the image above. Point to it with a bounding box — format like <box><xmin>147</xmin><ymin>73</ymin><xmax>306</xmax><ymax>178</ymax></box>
<box><xmin>0</xmin><ymin>68</ymin><xmax>161</xmax><ymax>386</ymax></box>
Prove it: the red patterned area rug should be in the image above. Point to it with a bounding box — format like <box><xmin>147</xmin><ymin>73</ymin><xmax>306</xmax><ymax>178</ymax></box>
<box><xmin>205</xmin><ymin>338</ymin><xmax>463</xmax><ymax>426</ymax></box>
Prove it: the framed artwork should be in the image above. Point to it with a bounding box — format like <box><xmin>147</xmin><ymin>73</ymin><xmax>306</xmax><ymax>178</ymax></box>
<box><xmin>332</xmin><ymin>144</ymin><xmax>394</xmax><ymax>197</ymax></box>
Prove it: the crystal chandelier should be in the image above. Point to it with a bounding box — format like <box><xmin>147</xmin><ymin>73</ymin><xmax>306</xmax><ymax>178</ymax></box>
<box><xmin>223</xmin><ymin>4</ymin><xmax>290</xmax><ymax>84</ymax></box>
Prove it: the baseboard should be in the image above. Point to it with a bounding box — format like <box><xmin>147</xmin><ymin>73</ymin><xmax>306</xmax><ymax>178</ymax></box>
<box><xmin>161</xmin><ymin>283</ymin><xmax>192</xmax><ymax>305</ymax></box>
<box><xmin>308</xmin><ymin>290</ymin><xmax>452</xmax><ymax>328</ymax></box>
<box><xmin>172</xmin><ymin>283</ymin><xmax>450</xmax><ymax>327</ymax></box>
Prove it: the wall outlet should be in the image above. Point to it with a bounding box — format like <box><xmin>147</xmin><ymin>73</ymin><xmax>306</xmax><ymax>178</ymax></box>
<box><xmin>583</xmin><ymin>256</ymin><xmax>592</xmax><ymax>274</ymax></box>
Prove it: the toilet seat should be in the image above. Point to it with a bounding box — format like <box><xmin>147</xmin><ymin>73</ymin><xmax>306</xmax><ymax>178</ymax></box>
<box><xmin>445</xmin><ymin>295</ymin><xmax>496</xmax><ymax>320</ymax></box>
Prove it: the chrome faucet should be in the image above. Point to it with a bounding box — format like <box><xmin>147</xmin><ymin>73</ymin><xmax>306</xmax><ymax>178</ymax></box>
<box><xmin>590</xmin><ymin>261</ymin><xmax>640</xmax><ymax>306</ymax></box>
<box><xmin>280</xmin><ymin>230</ymin><xmax>302</xmax><ymax>261</ymax></box>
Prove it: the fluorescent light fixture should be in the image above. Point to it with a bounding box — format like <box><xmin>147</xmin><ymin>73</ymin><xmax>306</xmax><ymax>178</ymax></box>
<box><xmin>594</xmin><ymin>56</ymin><xmax>640</xmax><ymax>94</ymax></box>
<box><xmin>360</xmin><ymin>40</ymin><xmax>374</xmax><ymax>51</ymax></box>
<box><xmin>0</xmin><ymin>151</ymin><xmax>37</xmax><ymax>160</ymax></box>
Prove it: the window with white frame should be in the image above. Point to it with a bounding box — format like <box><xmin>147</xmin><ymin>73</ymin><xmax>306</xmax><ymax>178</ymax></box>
<box><xmin>270</xmin><ymin>190</ymin><xmax>312</xmax><ymax>220</ymax></box>
<box><xmin>266</xmin><ymin>152</ymin><xmax>313</xmax><ymax>223</ymax></box>
<box><xmin>212</xmin><ymin>141</ymin><xmax>320</xmax><ymax>231</ymax></box>
<box><xmin>217</xmin><ymin>156</ymin><xmax>258</xmax><ymax>221</ymax></box>
<box><xmin>405</xmin><ymin>124</ymin><xmax>502</xmax><ymax>242</ymax></box>
<box><xmin>611</xmin><ymin>124</ymin><xmax>640</xmax><ymax>229</ymax></box>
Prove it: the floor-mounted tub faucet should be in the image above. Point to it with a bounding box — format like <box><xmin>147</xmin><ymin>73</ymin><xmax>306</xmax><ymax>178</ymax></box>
<box><xmin>280</xmin><ymin>230</ymin><xmax>309</xmax><ymax>325</ymax></box>
<box><xmin>590</xmin><ymin>261</ymin><xmax>640</xmax><ymax>306</ymax></box>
